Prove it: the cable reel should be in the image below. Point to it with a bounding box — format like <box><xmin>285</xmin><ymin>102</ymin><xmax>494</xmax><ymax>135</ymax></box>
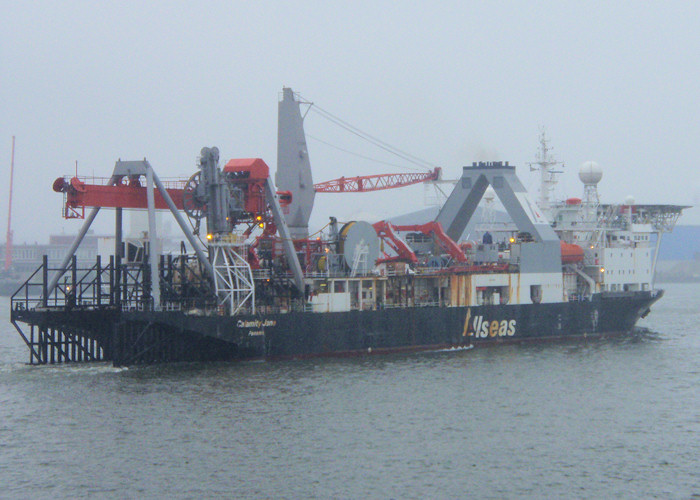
<box><xmin>183</xmin><ymin>171</ymin><xmax>207</xmax><ymax>234</ymax></box>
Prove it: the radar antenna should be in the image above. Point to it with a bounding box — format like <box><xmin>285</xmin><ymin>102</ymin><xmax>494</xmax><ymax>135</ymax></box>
<box><xmin>528</xmin><ymin>128</ymin><xmax>564</xmax><ymax>215</ymax></box>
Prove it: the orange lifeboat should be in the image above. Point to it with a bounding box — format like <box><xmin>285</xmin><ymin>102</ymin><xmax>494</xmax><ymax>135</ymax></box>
<box><xmin>561</xmin><ymin>242</ymin><xmax>584</xmax><ymax>263</ymax></box>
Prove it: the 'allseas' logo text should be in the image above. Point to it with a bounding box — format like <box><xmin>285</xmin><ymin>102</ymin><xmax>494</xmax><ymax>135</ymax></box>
<box><xmin>467</xmin><ymin>315</ymin><xmax>516</xmax><ymax>338</ymax></box>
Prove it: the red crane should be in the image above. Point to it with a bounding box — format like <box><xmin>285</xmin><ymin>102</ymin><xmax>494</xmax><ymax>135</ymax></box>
<box><xmin>373</xmin><ymin>220</ymin><xmax>418</xmax><ymax>264</ymax></box>
<box><xmin>314</xmin><ymin>167</ymin><xmax>441</xmax><ymax>193</ymax></box>
<box><xmin>55</xmin><ymin>164</ymin><xmax>442</xmax><ymax>216</ymax></box>
<box><xmin>392</xmin><ymin>221</ymin><xmax>468</xmax><ymax>264</ymax></box>
<box><xmin>53</xmin><ymin>176</ymin><xmax>188</xmax><ymax>218</ymax></box>
<box><xmin>52</xmin><ymin>159</ymin><xmax>293</xmax><ymax>224</ymax></box>
<box><xmin>372</xmin><ymin>220</ymin><xmax>467</xmax><ymax>265</ymax></box>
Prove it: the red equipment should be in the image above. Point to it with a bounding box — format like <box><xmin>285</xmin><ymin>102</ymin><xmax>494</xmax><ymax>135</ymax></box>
<box><xmin>53</xmin><ymin>158</ymin><xmax>291</xmax><ymax>220</ymax></box>
<box><xmin>53</xmin><ymin>176</ymin><xmax>187</xmax><ymax>218</ymax></box>
<box><xmin>314</xmin><ymin>167</ymin><xmax>441</xmax><ymax>193</ymax></box>
<box><xmin>223</xmin><ymin>158</ymin><xmax>271</xmax><ymax>215</ymax></box>
<box><xmin>392</xmin><ymin>221</ymin><xmax>468</xmax><ymax>264</ymax></box>
<box><xmin>560</xmin><ymin>242</ymin><xmax>584</xmax><ymax>263</ymax></box>
<box><xmin>372</xmin><ymin>220</ymin><xmax>467</xmax><ymax>265</ymax></box>
<box><xmin>372</xmin><ymin>220</ymin><xmax>468</xmax><ymax>265</ymax></box>
<box><xmin>373</xmin><ymin>221</ymin><xmax>417</xmax><ymax>264</ymax></box>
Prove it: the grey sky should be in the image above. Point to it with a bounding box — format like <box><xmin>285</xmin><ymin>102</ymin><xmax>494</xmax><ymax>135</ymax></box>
<box><xmin>2</xmin><ymin>1</ymin><xmax>699</xmax><ymax>243</ymax></box>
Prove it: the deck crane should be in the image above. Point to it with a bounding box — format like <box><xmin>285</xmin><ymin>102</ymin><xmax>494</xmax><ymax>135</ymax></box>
<box><xmin>372</xmin><ymin>220</ymin><xmax>468</xmax><ymax>265</ymax></box>
<box><xmin>312</xmin><ymin>167</ymin><xmax>465</xmax><ymax>265</ymax></box>
<box><xmin>52</xmin><ymin>89</ymin><xmax>453</xmax><ymax>287</ymax></box>
<box><xmin>51</xmin><ymin>155</ymin><xmax>304</xmax><ymax>312</ymax></box>
<box><xmin>314</xmin><ymin>167</ymin><xmax>441</xmax><ymax>193</ymax></box>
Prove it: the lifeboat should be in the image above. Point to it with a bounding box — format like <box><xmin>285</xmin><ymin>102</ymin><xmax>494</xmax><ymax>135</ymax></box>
<box><xmin>561</xmin><ymin>241</ymin><xmax>584</xmax><ymax>263</ymax></box>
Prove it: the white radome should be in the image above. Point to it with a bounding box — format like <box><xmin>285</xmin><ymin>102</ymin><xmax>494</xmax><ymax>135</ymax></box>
<box><xmin>579</xmin><ymin>161</ymin><xmax>603</xmax><ymax>185</ymax></box>
<box><xmin>484</xmin><ymin>186</ymin><xmax>496</xmax><ymax>201</ymax></box>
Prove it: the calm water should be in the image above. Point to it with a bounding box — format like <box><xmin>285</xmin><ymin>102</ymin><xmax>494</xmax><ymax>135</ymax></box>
<box><xmin>0</xmin><ymin>284</ymin><xmax>698</xmax><ymax>499</ymax></box>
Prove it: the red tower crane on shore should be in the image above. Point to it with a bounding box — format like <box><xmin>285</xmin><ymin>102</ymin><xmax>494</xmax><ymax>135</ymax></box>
<box><xmin>4</xmin><ymin>136</ymin><xmax>15</xmax><ymax>272</ymax></box>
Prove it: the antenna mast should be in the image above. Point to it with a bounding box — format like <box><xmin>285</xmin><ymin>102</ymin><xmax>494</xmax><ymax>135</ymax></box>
<box><xmin>5</xmin><ymin>136</ymin><xmax>15</xmax><ymax>272</ymax></box>
<box><xmin>529</xmin><ymin>128</ymin><xmax>564</xmax><ymax>214</ymax></box>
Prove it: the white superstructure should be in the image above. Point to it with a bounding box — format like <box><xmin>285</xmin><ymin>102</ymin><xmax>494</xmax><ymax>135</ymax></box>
<box><xmin>541</xmin><ymin>152</ymin><xmax>685</xmax><ymax>295</ymax></box>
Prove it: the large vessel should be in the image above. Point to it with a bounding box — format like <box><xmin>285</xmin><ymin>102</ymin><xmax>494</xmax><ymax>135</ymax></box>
<box><xmin>10</xmin><ymin>89</ymin><xmax>687</xmax><ymax>365</ymax></box>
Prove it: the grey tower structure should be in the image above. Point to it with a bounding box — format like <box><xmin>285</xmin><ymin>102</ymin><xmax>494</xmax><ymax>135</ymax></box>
<box><xmin>436</xmin><ymin>161</ymin><xmax>562</xmax><ymax>273</ymax></box>
<box><xmin>276</xmin><ymin>87</ymin><xmax>315</xmax><ymax>239</ymax></box>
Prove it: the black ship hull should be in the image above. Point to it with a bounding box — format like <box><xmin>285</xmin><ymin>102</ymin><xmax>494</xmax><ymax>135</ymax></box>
<box><xmin>221</xmin><ymin>290</ymin><xmax>661</xmax><ymax>360</ymax></box>
<box><xmin>11</xmin><ymin>290</ymin><xmax>662</xmax><ymax>365</ymax></box>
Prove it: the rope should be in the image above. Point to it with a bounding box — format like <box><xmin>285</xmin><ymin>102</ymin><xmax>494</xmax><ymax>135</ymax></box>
<box><xmin>306</xmin><ymin>133</ymin><xmax>419</xmax><ymax>170</ymax></box>
<box><xmin>297</xmin><ymin>92</ymin><xmax>437</xmax><ymax>171</ymax></box>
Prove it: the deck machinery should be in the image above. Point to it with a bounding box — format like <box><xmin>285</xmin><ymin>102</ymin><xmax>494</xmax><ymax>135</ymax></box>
<box><xmin>10</xmin><ymin>90</ymin><xmax>687</xmax><ymax>365</ymax></box>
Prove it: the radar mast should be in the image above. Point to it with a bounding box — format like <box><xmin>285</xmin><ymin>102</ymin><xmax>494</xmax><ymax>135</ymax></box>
<box><xmin>529</xmin><ymin>128</ymin><xmax>564</xmax><ymax>216</ymax></box>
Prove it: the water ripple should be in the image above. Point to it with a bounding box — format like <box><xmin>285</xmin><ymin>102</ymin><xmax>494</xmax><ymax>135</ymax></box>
<box><xmin>0</xmin><ymin>285</ymin><xmax>698</xmax><ymax>498</ymax></box>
